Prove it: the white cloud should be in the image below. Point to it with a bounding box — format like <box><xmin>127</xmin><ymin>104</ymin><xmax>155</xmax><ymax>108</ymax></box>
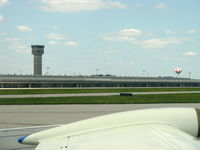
<box><xmin>135</xmin><ymin>3</ymin><xmax>143</xmax><ymax>8</ymax></box>
<box><xmin>103</xmin><ymin>49</ymin><xmax>118</xmax><ymax>54</ymax></box>
<box><xmin>64</xmin><ymin>41</ymin><xmax>78</xmax><ymax>46</ymax></box>
<box><xmin>107</xmin><ymin>1</ymin><xmax>127</xmax><ymax>9</ymax></box>
<box><xmin>0</xmin><ymin>14</ymin><xmax>4</xmax><ymax>21</ymax></box>
<box><xmin>46</xmin><ymin>33</ymin><xmax>67</xmax><ymax>40</ymax></box>
<box><xmin>102</xmin><ymin>46</ymin><xmax>119</xmax><ymax>54</ymax></box>
<box><xmin>38</xmin><ymin>0</ymin><xmax>127</xmax><ymax>13</ymax></box>
<box><xmin>52</xmin><ymin>26</ymin><xmax>60</xmax><ymax>30</ymax></box>
<box><xmin>136</xmin><ymin>37</ymin><xmax>184</xmax><ymax>49</ymax></box>
<box><xmin>103</xmin><ymin>35</ymin><xmax>135</xmax><ymax>42</ymax></box>
<box><xmin>164</xmin><ymin>30</ymin><xmax>175</xmax><ymax>35</ymax></box>
<box><xmin>48</xmin><ymin>41</ymin><xmax>59</xmax><ymax>45</ymax></box>
<box><xmin>27</xmin><ymin>37</ymin><xmax>34</xmax><ymax>41</ymax></box>
<box><xmin>5</xmin><ymin>37</ymin><xmax>30</xmax><ymax>54</ymax></box>
<box><xmin>17</xmin><ymin>25</ymin><xmax>32</xmax><ymax>32</ymax></box>
<box><xmin>184</xmin><ymin>29</ymin><xmax>197</xmax><ymax>34</ymax></box>
<box><xmin>102</xmin><ymin>28</ymin><xmax>144</xmax><ymax>42</ymax></box>
<box><xmin>0</xmin><ymin>32</ymin><xmax>7</xmax><ymax>36</ymax></box>
<box><xmin>5</xmin><ymin>37</ymin><xmax>21</xmax><ymax>42</ymax></box>
<box><xmin>182</xmin><ymin>52</ymin><xmax>197</xmax><ymax>56</ymax></box>
<box><xmin>155</xmin><ymin>3</ymin><xmax>166</xmax><ymax>9</ymax></box>
<box><xmin>0</xmin><ymin>0</ymin><xmax>9</xmax><ymax>7</ymax></box>
<box><xmin>12</xmin><ymin>44</ymin><xmax>30</xmax><ymax>54</ymax></box>
<box><xmin>102</xmin><ymin>28</ymin><xmax>190</xmax><ymax>49</ymax></box>
<box><xmin>119</xmin><ymin>28</ymin><xmax>143</xmax><ymax>36</ymax></box>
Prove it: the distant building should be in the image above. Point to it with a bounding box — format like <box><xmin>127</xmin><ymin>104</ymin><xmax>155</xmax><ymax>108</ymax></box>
<box><xmin>0</xmin><ymin>75</ymin><xmax>200</xmax><ymax>88</ymax></box>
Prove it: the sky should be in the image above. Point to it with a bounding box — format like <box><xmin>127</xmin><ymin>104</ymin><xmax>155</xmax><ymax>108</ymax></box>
<box><xmin>0</xmin><ymin>0</ymin><xmax>200</xmax><ymax>78</ymax></box>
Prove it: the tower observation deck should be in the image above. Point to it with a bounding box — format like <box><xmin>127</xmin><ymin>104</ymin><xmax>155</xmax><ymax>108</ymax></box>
<box><xmin>31</xmin><ymin>45</ymin><xmax>44</xmax><ymax>76</ymax></box>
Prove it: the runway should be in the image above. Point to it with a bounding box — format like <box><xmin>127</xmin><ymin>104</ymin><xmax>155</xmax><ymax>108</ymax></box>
<box><xmin>0</xmin><ymin>91</ymin><xmax>200</xmax><ymax>98</ymax></box>
<box><xmin>1</xmin><ymin>104</ymin><xmax>200</xmax><ymax>150</ymax></box>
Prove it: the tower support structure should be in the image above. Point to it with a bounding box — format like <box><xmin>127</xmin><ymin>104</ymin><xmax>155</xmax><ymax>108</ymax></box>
<box><xmin>31</xmin><ymin>45</ymin><xmax>44</xmax><ymax>76</ymax></box>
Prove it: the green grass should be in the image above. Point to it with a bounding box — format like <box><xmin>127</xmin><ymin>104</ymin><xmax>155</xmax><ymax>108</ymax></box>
<box><xmin>1</xmin><ymin>93</ymin><xmax>200</xmax><ymax>105</ymax></box>
<box><xmin>0</xmin><ymin>88</ymin><xmax>200</xmax><ymax>95</ymax></box>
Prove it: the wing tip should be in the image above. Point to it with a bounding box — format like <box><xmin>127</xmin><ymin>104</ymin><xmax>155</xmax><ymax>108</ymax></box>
<box><xmin>18</xmin><ymin>135</ymin><xmax>29</xmax><ymax>143</ymax></box>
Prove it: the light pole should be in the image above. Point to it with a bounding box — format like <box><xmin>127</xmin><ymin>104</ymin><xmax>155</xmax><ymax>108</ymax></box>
<box><xmin>189</xmin><ymin>72</ymin><xmax>191</xmax><ymax>79</ymax></box>
<box><xmin>46</xmin><ymin>67</ymin><xmax>50</xmax><ymax>75</ymax></box>
<box><xmin>19</xmin><ymin>70</ymin><xmax>22</xmax><ymax>75</ymax></box>
<box><xmin>143</xmin><ymin>70</ymin><xmax>146</xmax><ymax>77</ymax></box>
<box><xmin>96</xmin><ymin>68</ymin><xmax>100</xmax><ymax>76</ymax></box>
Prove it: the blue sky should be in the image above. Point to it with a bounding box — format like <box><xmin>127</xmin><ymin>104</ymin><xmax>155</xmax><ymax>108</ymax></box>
<box><xmin>0</xmin><ymin>0</ymin><xmax>200</xmax><ymax>78</ymax></box>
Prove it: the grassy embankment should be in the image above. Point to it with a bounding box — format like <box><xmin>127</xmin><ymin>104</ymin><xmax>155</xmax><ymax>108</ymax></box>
<box><xmin>0</xmin><ymin>88</ymin><xmax>200</xmax><ymax>95</ymax></box>
<box><xmin>1</xmin><ymin>93</ymin><xmax>200</xmax><ymax>105</ymax></box>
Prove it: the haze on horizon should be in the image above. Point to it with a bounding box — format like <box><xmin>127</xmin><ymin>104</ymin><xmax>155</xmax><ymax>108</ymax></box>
<box><xmin>0</xmin><ymin>0</ymin><xmax>200</xmax><ymax>78</ymax></box>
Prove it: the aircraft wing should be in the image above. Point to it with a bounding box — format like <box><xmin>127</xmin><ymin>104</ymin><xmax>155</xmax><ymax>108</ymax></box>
<box><xmin>35</xmin><ymin>124</ymin><xmax>200</xmax><ymax>150</ymax></box>
<box><xmin>18</xmin><ymin>108</ymin><xmax>200</xmax><ymax>150</ymax></box>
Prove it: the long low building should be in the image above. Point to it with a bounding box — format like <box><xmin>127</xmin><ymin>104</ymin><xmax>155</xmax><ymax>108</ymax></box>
<box><xmin>0</xmin><ymin>75</ymin><xmax>200</xmax><ymax>88</ymax></box>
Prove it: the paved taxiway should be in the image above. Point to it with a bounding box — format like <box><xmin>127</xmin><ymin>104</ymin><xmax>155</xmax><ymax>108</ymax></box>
<box><xmin>1</xmin><ymin>104</ymin><xmax>200</xmax><ymax>150</ymax></box>
<box><xmin>0</xmin><ymin>91</ymin><xmax>200</xmax><ymax>98</ymax></box>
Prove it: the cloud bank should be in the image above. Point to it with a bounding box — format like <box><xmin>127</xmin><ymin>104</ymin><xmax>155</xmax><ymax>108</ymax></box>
<box><xmin>37</xmin><ymin>0</ymin><xmax>127</xmax><ymax>13</ymax></box>
<box><xmin>102</xmin><ymin>28</ymin><xmax>189</xmax><ymax>49</ymax></box>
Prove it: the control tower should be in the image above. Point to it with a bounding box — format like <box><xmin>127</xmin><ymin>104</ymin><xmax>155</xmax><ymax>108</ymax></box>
<box><xmin>31</xmin><ymin>45</ymin><xmax>44</xmax><ymax>76</ymax></box>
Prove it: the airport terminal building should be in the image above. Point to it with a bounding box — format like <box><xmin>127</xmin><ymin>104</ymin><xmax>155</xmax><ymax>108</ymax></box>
<box><xmin>1</xmin><ymin>45</ymin><xmax>199</xmax><ymax>88</ymax></box>
<box><xmin>0</xmin><ymin>75</ymin><xmax>200</xmax><ymax>88</ymax></box>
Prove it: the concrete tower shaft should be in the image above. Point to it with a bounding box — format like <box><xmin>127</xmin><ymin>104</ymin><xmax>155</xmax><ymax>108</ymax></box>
<box><xmin>31</xmin><ymin>45</ymin><xmax>44</xmax><ymax>76</ymax></box>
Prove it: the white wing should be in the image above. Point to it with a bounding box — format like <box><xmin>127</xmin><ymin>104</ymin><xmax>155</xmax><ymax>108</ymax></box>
<box><xmin>18</xmin><ymin>108</ymin><xmax>200</xmax><ymax>150</ymax></box>
<box><xmin>35</xmin><ymin>124</ymin><xmax>200</xmax><ymax>150</ymax></box>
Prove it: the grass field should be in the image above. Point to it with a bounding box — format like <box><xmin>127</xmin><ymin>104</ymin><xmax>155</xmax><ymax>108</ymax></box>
<box><xmin>1</xmin><ymin>93</ymin><xmax>200</xmax><ymax>105</ymax></box>
<box><xmin>0</xmin><ymin>88</ymin><xmax>200</xmax><ymax>95</ymax></box>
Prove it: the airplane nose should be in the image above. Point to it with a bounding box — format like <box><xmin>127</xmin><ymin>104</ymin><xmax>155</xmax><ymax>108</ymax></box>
<box><xmin>18</xmin><ymin>135</ymin><xmax>29</xmax><ymax>143</ymax></box>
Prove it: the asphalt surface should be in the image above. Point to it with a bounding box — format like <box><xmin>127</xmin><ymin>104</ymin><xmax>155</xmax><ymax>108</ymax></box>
<box><xmin>0</xmin><ymin>91</ymin><xmax>200</xmax><ymax>98</ymax></box>
<box><xmin>1</xmin><ymin>104</ymin><xmax>200</xmax><ymax>150</ymax></box>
